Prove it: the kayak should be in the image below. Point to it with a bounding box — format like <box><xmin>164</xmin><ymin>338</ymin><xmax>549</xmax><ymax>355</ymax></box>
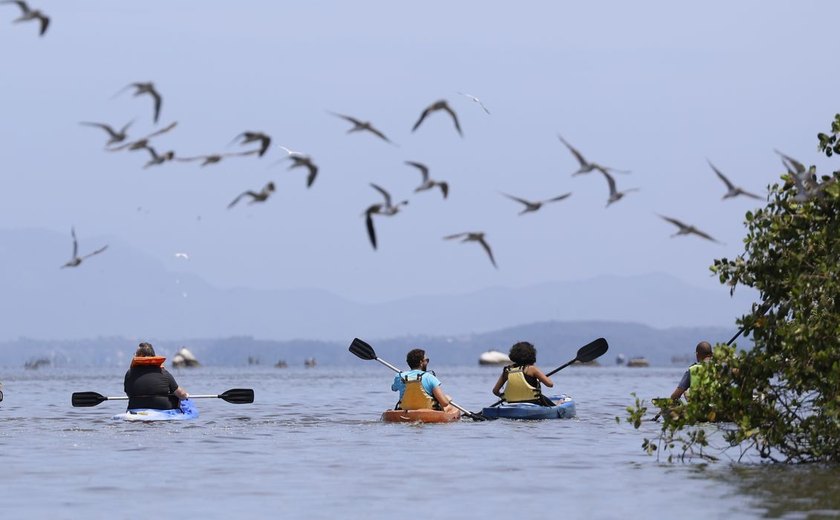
<box><xmin>480</xmin><ymin>395</ymin><xmax>576</xmax><ymax>420</ymax></box>
<box><xmin>112</xmin><ymin>398</ymin><xmax>199</xmax><ymax>422</ymax></box>
<box><xmin>381</xmin><ymin>407</ymin><xmax>462</xmax><ymax>423</ymax></box>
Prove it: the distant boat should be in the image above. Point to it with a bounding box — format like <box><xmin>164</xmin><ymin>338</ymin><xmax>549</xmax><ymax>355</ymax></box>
<box><xmin>247</xmin><ymin>356</ymin><xmax>260</xmax><ymax>365</ymax></box>
<box><xmin>171</xmin><ymin>347</ymin><xmax>200</xmax><ymax>368</ymax></box>
<box><xmin>616</xmin><ymin>353</ymin><xmax>626</xmax><ymax>365</ymax></box>
<box><xmin>304</xmin><ymin>357</ymin><xmax>317</xmax><ymax>368</ymax></box>
<box><xmin>479</xmin><ymin>350</ymin><xmax>511</xmax><ymax>366</ymax></box>
<box><xmin>626</xmin><ymin>357</ymin><xmax>650</xmax><ymax>368</ymax></box>
<box><xmin>275</xmin><ymin>359</ymin><xmax>288</xmax><ymax>368</ymax></box>
<box><xmin>24</xmin><ymin>358</ymin><xmax>50</xmax><ymax>370</ymax></box>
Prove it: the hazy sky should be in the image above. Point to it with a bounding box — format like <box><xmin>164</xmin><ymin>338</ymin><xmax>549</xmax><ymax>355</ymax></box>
<box><xmin>1</xmin><ymin>1</ymin><xmax>836</xmax><ymax>303</ymax></box>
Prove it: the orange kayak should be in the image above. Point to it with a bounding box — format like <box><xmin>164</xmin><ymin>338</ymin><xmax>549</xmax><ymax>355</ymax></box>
<box><xmin>381</xmin><ymin>408</ymin><xmax>462</xmax><ymax>423</ymax></box>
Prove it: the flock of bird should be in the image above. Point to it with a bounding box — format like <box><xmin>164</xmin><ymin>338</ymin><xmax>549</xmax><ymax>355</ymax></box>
<box><xmin>8</xmin><ymin>1</ymin><xmax>828</xmax><ymax>272</ymax></box>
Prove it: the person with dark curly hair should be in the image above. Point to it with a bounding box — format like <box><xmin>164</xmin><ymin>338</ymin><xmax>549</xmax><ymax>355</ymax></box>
<box><xmin>492</xmin><ymin>341</ymin><xmax>555</xmax><ymax>406</ymax></box>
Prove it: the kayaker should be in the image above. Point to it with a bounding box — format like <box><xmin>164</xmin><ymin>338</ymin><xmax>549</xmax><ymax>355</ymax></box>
<box><xmin>670</xmin><ymin>341</ymin><xmax>714</xmax><ymax>401</ymax></box>
<box><xmin>492</xmin><ymin>341</ymin><xmax>555</xmax><ymax>406</ymax></box>
<box><xmin>124</xmin><ymin>342</ymin><xmax>188</xmax><ymax>410</ymax></box>
<box><xmin>391</xmin><ymin>348</ymin><xmax>455</xmax><ymax>412</ymax></box>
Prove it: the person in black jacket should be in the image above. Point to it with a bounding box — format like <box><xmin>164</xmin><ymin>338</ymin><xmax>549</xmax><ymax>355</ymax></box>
<box><xmin>124</xmin><ymin>342</ymin><xmax>188</xmax><ymax>410</ymax></box>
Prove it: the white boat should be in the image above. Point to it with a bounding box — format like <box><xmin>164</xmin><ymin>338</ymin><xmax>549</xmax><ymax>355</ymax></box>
<box><xmin>479</xmin><ymin>350</ymin><xmax>511</xmax><ymax>366</ymax></box>
<box><xmin>171</xmin><ymin>347</ymin><xmax>201</xmax><ymax>368</ymax></box>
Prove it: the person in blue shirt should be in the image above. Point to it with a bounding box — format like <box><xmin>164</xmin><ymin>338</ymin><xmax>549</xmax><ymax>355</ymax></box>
<box><xmin>391</xmin><ymin>348</ymin><xmax>453</xmax><ymax>411</ymax></box>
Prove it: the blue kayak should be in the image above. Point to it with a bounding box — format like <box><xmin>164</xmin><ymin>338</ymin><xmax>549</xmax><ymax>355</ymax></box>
<box><xmin>480</xmin><ymin>395</ymin><xmax>576</xmax><ymax>420</ymax></box>
<box><xmin>112</xmin><ymin>398</ymin><xmax>199</xmax><ymax>422</ymax></box>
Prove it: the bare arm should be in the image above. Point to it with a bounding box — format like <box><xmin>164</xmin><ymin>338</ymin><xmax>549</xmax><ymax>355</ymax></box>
<box><xmin>492</xmin><ymin>371</ymin><xmax>508</xmax><ymax>397</ymax></box>
<box><xmin>174</xmin><ymin>386</ymin><xmax>189</xmax><ymax>399</ymax></box>
<box><xmin>526</xmin><ymin>366</ymin><xmax>554</xmax><ymax>388</ymax></box>
<box><xmin>670</xmin><ymin>386</ymin><xmax>686</xmax><ymax>401</ymax></box>
<box><xmin>431</xmin><ymin>386</ymin><xmax>450</xmax><ymax>408</ymax></box>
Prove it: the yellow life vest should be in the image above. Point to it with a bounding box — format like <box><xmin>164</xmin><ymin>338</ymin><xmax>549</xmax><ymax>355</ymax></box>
<box><xmin>503</xmin><ymin>365</ymin><xmax>541</xmax><ymax>403</ymax></box>
<box><xmin>400</xmin><ymin>373</ymin><xmax>437</xmax><ymax>410</ymax></box>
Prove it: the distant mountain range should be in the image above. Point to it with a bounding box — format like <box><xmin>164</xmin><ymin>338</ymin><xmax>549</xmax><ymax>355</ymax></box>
<box><xmin>1</xmin><ymin>319</ymin><xmax>743</xmax><ymax>369</ymax></box>
<box><xmin>0</xmin><ymin>228</ymin><xmax>756</xmax><ymax>344</ymax></box>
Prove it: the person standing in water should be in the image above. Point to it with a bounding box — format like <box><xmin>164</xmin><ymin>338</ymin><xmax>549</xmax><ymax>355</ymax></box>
<box><xmin>124</xmin><ymin>342</ymin><xmax>188</xmax><ymax>410</ymax></box>
<box><xmin>492</xmin><ymin>341</ymin><xmax>555</xmax><ymax>406</ymax></box>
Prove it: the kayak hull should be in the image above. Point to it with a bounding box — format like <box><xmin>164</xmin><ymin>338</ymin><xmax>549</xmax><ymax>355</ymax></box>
<box><xmin>381</xmin><ymin>408</ymin><xmax>462</xmax><ymax>423</ymax></box>
<box><xmin>113</xmin><ymin>398</ymin><xmax>199</xmax><ymax>422</ymax></box>
<box><xmin>481</xmin><ymin>395</ymin><xmax>576</xmax><ymax>420</ymax></box>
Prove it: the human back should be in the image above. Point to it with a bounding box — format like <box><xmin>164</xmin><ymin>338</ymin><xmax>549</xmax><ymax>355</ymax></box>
<box><xmin>124</xmin><ymin>342</ymin><xmax>185</xmax><ymax>410</ymax></box>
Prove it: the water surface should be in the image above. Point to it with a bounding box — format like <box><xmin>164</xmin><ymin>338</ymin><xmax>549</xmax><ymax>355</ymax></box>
<box><xmin>1</xmin><ymin>365</ymin><xmax>837</xmax><ymax>519</ymax></box>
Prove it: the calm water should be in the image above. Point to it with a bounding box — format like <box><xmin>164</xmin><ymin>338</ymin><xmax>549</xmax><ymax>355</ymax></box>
<box><xmin>1</xmin><ymin>365</ymin><xmax>838</xmax><ymax>519</ymax></box>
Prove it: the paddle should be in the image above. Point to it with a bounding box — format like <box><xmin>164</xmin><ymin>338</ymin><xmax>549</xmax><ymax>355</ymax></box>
<box><xmin>348</xmin><ymin>337</ymin><xmax>486</xmax><ymax>421</ymax></box>
<box><xmin>71</xmin><ymin>388</ymin><xmax>254</xmax><ymax>407</ymax></box>
<box><xmin>487</xmin><ymin>337</ymin><xmax>609</xmax><ymax>408</ymax></box>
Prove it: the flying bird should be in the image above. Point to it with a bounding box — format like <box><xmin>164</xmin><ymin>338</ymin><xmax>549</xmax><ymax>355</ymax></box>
<box><xmin>657</xmin><ymin>214</ymin><xmax>722</xmax><ymax>243</ymax></box>
<box><xmin>501</xmin><ymin>192</ymin><xmax>571</xmax><ymax>215</ymax></box>
<box><xmin>174</xmin><ymin>252</ymin><xmax>190</xmax><ymax>260</ymax></box>
<box><xmin>228</xmin><ymin>181</ymin><xmax>276</xmax><ymax>209</ymax></box>
<box><xmin>232</xmin><ymin>131</ymin><xmax>272</xmax><ymax>157</ymax></box>
<box><xmin>275</xmin><ymin>146</ymin><xmax>319</xmax><ymax>188</ymax></box>
<box><xmin>108</xmin><ymin>121</ymin><xmax>177</xmax><ymax>152</ymax></box>
<box><xmin>176</xmin><ymin>149</ymin><xmax>258</xmax><ymax>167</ymax></box>
<box><xmin>708</xmin><ymin>160</ymin><xmax>763</xmax><ymax>200</ymax></box>
<box><xmin>60</xmin><ymin>227</ymin><xmax>108</xmax><ymax>269</ymax></box>
<box><xmin>412</xmin><ymin>99</ymin><xmax>462</xmax><ymax>137</ymax></box>
<box><xmin>364</xmin><ymin>183</ymin><xmax>408</xmax><ymax>250</ymax></box>
<box><xmin>558</xmin><ymin>135</ymin><xmax>630</xmax><ymax>176</ymax></box>
<box><xmin>456</xmin><ymin>92</ymin><xmax>491</xmax><ymax>115</ymax></box>
<box><xmin>79</xmin><ymin>120</ymin><xmax>133</xmax><ymax>146</ymax></box>
<box><xmin>444</xmin><ymin>232</ymin><xmax>497</xmax><ymax>268</ymax></box>
<box><xmin>115</xmin><ymin>82</ymin><xmax>163</xmax><ymax>124</ymax></box>
<box><xmin>599</xmin><ymin>169</ymin><xmax>639</xmax><ymax>207</ymax></box>
<box><xmin>328</xmin><ymin>112</ymin><xmax>396</xmax><ymax>145</ymax></box>
<box><xmin>142</xmin><ymin>146</ymin><xmax>175</xmax><ymax>168</ymax></box>
<box><xmin>404</xmin><ymin>161</ymin><xmax>448</xmax><ymax>199</ymax></box>
<box><xmin>1</xmin><ymin>1</ymin><xmax>49</xmax><ymax>36</ymax></box>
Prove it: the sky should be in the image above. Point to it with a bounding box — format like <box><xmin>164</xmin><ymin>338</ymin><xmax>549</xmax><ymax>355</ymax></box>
<box><xmin>1</xmin><ymin>1</ymin><xmax>837</xmax><ymax>304</ymax></box>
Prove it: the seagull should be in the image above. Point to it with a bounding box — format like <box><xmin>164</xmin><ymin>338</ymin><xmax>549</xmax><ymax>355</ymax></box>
<box><xmin>657</xmin><ymin>214</ymin><xmax>722</xmax><ymax>243</ymax></box>
<box><xmin>227</xmin><ymin>181</ymin><xmax>276</xmax><ymax>209</ymax></box>
<box><xmin>108</xmin><ymin>121</ymin><xmax>178</xmax><ymax>152</ymax></box>
<box><xmin>232</xmin><ymin>131</ymin><xmax>272</xmax><ymax>157</ymax></box>
<box><xmin>558</xmin><ymin>135</ymin><xmax>630</xmax><ymax>176</ymax></box>
<box><xmin>599</xmin><ymin>169</ymin><xmax>639</xmax><ymax>207</ymax></box>
<box><xmin>501</xmin><ymin>192</ymin><xmax>571</xmax><ymax>215</ymax></box>
<box><xmin>444</xmin><ymin>232</ymin><xmax>497</xmax><ymax>268</ymax></box>
<box><xmin>404</xmin><ymin>161</ymin><xmax>448</xmax><ymax>199</ymax></box>
<box><xmin>275</xmin><ymin>146</ymin><xmax>319</xmax><ymax>188</ymax></box>
<box><xmin>79</xmin><ymin>120</ymin><xmax>133</xmax><ymax>146</ymax></box>
<box><xmin>708</xmin><ymin>160</ymin><xmax>763</xmax><ymax>200</ymax></box>
<box><xmin>774</xmin><ymin>149</ymin><xmax>824</xmax><ymax>201</ymax></box>
<box><xmin>60</xmin><ymin>227</ymin><xmax>108</xmax><ymax>269</ymax></box>
<box><xmin>328</xmin><ymin>112</ymin><xmax>396</xmax><ymax>145</ymax></box>
<box><xmin>456</xmin><ymin>92</ymin><xmax>491</xmax><ymax>115</ymax></box>
<box><xmin>363</xmin><ymin>183</ymin><xmax>408</xmax><ymax>250</ymax></box>
<box><xmin>142</xmin><ymin>146</ymin><xmax>175</xmax><ymax>168</ymax></box>
<box><xmin>1</xmin><ymin>1</ymin><xmax>49</xmax><ymax>36</ymax></box>
<box><xmin>114</xmin><ymin>82</ymin><xmax>163</xmax><ymax>124</ymax></box>
<box><xmin>412</xmin><ymin>99</ymin><xmax>462</xmax><ymax>137</ymax></box>
<box><xmin>175</xmin><ymin>149</ymin><xmax>258</xmax><ymax>167</ymax></box>
<box><xmin>174</xmin><ymin>252</ymin><xmax>190</xmax><ymax>260</ymax></box>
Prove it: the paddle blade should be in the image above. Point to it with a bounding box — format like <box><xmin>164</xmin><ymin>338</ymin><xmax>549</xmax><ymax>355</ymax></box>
<box><xmin>218</xmin><ymin>388</ymin><xmax>254</xmax><ymax>404</ymax></box>
<box><xmin>349</xmin><ymin>337</ymin><xmax>377</xmax><ymax>360</ymax></box>
<box><xmin>576</xmin><ymin>337</ymin><xmax>609</xmax><ymax>363</ymax></box>
<box><xmin>72</xmin><ymin>391</ymin><xmax>107</xmax><ymax>407</ymax></box>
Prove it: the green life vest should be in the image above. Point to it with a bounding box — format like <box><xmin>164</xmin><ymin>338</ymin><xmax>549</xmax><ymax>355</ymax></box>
<box><xmin>399</xmin><ymin>373</ymin><xmax>437</xmax><ymax>410</ymax></box>
<box><xmin>503</xmin><ymin>366</ymin><xmax>541</xmax><ymax>403</ymax></box>
<box><xmin>687</xmin><ymin>360</ymin><xmax>718</xmax><ymax>400</ymax></box>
